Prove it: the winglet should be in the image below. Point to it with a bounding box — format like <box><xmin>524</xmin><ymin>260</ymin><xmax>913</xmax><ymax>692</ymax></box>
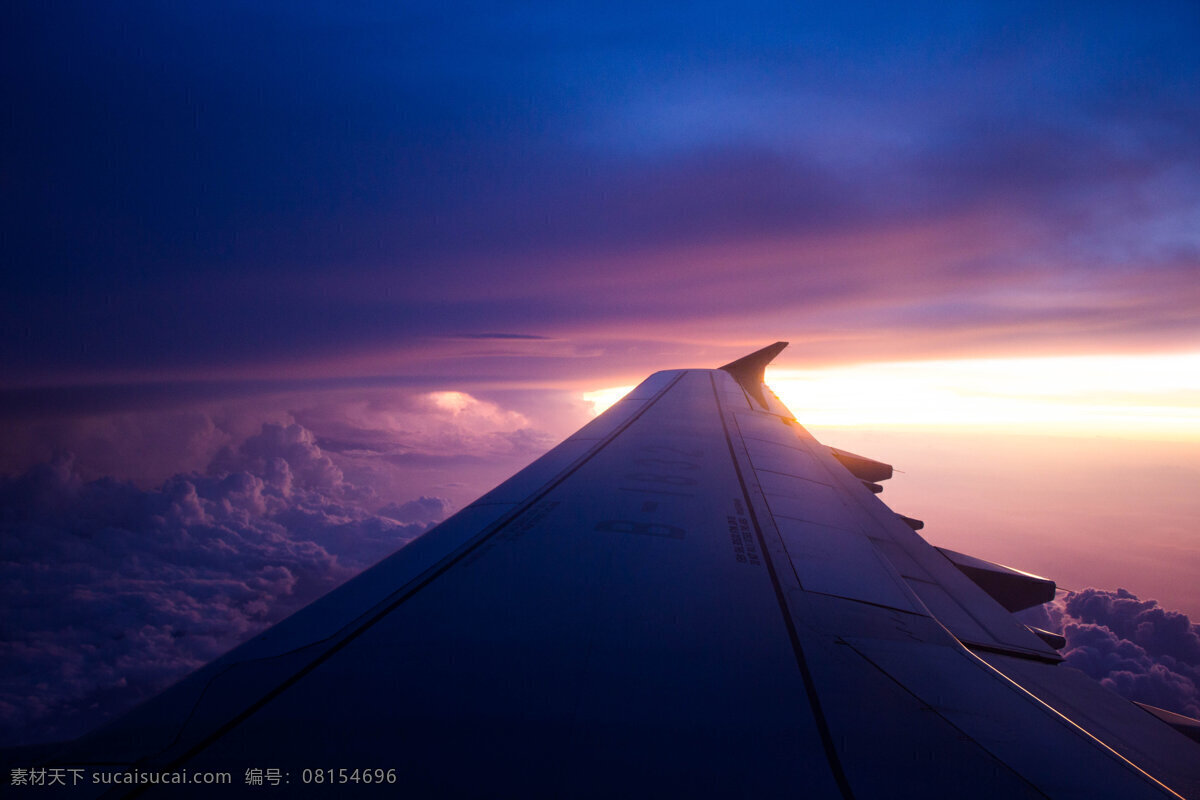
<box><xmin>719</xmin><ymin>342</ymin><xmax>788</xmax><ymax>408</ymax></box>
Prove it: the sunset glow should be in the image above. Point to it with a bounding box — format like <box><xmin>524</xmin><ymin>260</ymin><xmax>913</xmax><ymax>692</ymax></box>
<box><xmin>583</xmin><ymin>385</ymin><xmax>636</xmax><ymax>415</ymax></box>
<box><xmin>768</xmin><ymin>353</ymin><xmax>1200</xmax><ymax>439</ymax></box>
<box><xmin>581</xmin><ymin>353</ymin><xmax>1200</xmax><ymax>440</ymax></box>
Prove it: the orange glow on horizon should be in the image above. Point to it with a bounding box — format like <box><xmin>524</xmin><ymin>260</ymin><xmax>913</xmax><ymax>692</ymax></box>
<box><xmin>583</xmin><ymin>385</ymin><xmax>636</xmax><ymax>415</ymax></box>
<box><xmin>768</xmin><ymin>353</ymin><xmax>1200</xmax><ymax>439</ymax></box>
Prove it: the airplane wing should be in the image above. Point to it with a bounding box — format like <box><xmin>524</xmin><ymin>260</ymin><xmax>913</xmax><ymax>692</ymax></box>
<box><xmin>28</xmin><ymin>344</ymin><xmax>1200</xmax><ymax>797</ymax></box>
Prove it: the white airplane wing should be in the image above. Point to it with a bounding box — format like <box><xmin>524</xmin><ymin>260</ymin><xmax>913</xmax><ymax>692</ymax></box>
<box><xmin>30</xmin><ymin>344</ymin><xmax>1200</xmax><ymax>797</ymax></box>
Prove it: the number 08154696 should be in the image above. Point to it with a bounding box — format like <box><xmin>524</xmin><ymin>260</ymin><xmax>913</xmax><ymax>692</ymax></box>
<box><xmin>300</xmin><ymin>768</ymin><xmax>397</xmax><ymax>784</ymax></box>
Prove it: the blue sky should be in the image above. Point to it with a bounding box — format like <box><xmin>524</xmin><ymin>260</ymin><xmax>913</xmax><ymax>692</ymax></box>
<box><xmin>3</xmin><ymin>1</ymin><xmax>1198</xmax><ymax>380</ymax></box>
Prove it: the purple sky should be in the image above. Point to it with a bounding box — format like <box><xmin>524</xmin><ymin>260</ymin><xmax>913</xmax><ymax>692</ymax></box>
<box><xmin>2</xmin><ymin>1</ymin><xmax>1199</xmax><ymax>748</ymax></box>
<box><xmin>3</xmin><ymin>2</ymin><xmax>1198</xmax><ymax>384</ymax></box>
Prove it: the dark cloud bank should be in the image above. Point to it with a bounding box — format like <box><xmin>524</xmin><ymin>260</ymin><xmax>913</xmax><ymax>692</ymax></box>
<box><xmin>0</xmin><ymin>423</ymin><xmax>447</xmax><ymax>748</ymax></box>
<box><xmin>1020</xmin><ymin>589</ymin><xmax>1200</xmax><ymax>719</ymax></box>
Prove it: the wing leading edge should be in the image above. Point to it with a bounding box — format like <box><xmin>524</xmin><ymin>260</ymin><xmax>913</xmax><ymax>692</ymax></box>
<box><xmin>26</xmin><ymin>345</ymin><xmax>1200</xmax><ymax>798</ymax></box>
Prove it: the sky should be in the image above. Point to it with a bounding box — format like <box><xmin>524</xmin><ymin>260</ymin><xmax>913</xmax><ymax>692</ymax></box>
<box><xmin>2</xmin><ymin>1</ymin><xmax>1199</xmax><ymax>747</ymax></box>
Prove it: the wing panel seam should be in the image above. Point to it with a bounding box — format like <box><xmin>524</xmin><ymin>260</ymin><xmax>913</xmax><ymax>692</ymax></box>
<box><xmin>708</xmin><ymin>372</ymin><xmax>857</xmax><ymax>800</ymax></box>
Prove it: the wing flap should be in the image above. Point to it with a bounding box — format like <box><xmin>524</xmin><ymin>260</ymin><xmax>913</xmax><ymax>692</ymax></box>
<box><xmin>937</xmin><ymin>546</ymin><xmax>1057</xmax><ymax>612</ymax></box>
<box><xmin>726</xmin><ymin>384</ymin><xmax>1059</xmax><ymax>661</ymax></box>
<box><xmin>774</xmin><ymin>516</ymin><xmax>925</xmax><ymax>613</ymax></box>
<box><xmin>979</xmin><ymin>653</ymin><xmax>1200</xmax><ymax>798</ymax></box>
<box><xmin>841</xmin><ymin>636</ymin><xmax>1182</xmax><ymax>799</ymax></box>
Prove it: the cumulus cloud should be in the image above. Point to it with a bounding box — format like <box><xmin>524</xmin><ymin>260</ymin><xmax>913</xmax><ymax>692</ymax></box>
<box><xmin>0</xmin><ymin>423</ymin><xmax>449</xmax><ymax>748</ymax></box>
<box><xmin>292</xmin><ymin>389</ymin><xmax>554</xmax><ymax>459</ymax></box>
<box><xmin>1020</xmin><ymin>588</ymin><xmax>1200</xmax><ymax>719</ymax></box>
<box><xmin>378</xmin><ymin>496</ymin><xmax>452</xmax><ymax>524</ymax></box>
<box><xmin>0</xmin><ymin>383</ymin><xmax>566</xmax><ymax>749</ymax></box>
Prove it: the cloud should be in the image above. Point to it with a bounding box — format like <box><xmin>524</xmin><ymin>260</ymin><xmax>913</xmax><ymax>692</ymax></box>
<box><xmin>0</xmin><ymin>382</ymin><xmax>563</xmax><ymax>748</ymax></box>
<box><xmin>451</xmin><ymin>333</ymin><xmax>553</xmax><ymax>340</ymax></box>
<box><xmin>209</xmin><ymin>422</ymin><xmax>346</xmax><ymax>494</ymax></box>
<box><xmin>0</xmin><ymin>425</ymin><xmax>439</xmax><ymax>748</ymax></box>
<box><xmin>1065</xmin><ymin>588</ymin><xmax>1200</xmax><ymax>665</ymax></box>
<box><xmin>1020</xmin><ymin>588</ymin><xmax>1200</xmax><ymax>719</ymax></box>
<box><xmin>293</xmin><ymin>389</ymin><xmax>556</xmax><ymax>463</ymax></box>
<box><xmin>378</xmin><ymin>496</ymin><xmax>451</xmax><ymax>524</ymax></box>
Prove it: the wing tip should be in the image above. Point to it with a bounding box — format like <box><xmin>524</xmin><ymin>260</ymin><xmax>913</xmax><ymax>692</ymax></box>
<box><xmin>719</xmin><ymin>341</ymin><xmax>789</xmax><ymax>407</ymax></box>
